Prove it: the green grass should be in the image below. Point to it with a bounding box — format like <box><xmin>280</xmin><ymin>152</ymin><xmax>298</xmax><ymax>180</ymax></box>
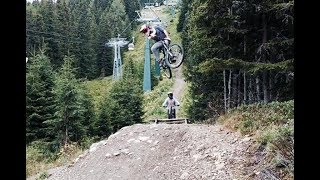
<box><xmin>218</xmin><ymin>100</ymin><xmax>294</xmax><ymax>134</ymax></box>
<box><xmin>26</xmin><ymin>142</ymin><xmax>85</xmax><ymax>178</ymax></box>
<box><xmin>217</xmin><ymin>100</ymin><xmax>294</xmax><ymax>179</ymax></box>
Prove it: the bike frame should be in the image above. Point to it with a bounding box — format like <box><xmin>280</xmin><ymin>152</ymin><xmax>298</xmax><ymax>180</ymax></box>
<box><xmin>167</xmin><ymin>106</ymin><xmax>176</xmax><ymax>119</ymax></box>
<box><xmin>160</xmin><ymin>40</ymin><xmax>184</xmax><ymax>69</ymax></box>
<box><xmin>160</xmin><ymin>40</ymin><xmax>173</xmax><ymax>64</ymax></box>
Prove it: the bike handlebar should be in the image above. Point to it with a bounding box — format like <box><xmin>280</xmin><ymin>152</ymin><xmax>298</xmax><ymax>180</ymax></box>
<box><xmin>163</xmin><ymin>105</ymin><xmax>180</xmax><ymax>107</ymax></box>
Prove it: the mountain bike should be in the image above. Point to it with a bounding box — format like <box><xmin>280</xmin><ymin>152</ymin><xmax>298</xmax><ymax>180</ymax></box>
<box><xmin>163</xmin><ymin>104</ymin><xmax>179</xmax><ymax>119</ymax></box>
<box><xmin>167</xmin><ymin>106</ymin><xmax>176</xmax><ymax>119</ymax></box>
<box><xmin>159</xmin><ymin>40</ymin><xmax>184</xmax><ymax>79</ymax></box>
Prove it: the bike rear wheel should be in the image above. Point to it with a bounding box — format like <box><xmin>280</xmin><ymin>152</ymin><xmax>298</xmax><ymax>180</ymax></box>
<box><xmin>166</xmin><ymin>44</ymin><xmax>184</xmax><ymax>69</ymax></box>
<box><xmin>167</xmin><ymin>107</ymin><xmax>176</xmax><ymax>119</ymax></box>
<box><xmin>162</xmin><ymin>64</ymin><xmax>172</xmax><ymax>79</ymax></box>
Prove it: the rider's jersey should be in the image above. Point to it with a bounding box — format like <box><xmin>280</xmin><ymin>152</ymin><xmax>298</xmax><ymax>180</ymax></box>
<box><xmin>162</xmin><ymin>97</ymin><xmax>180</xmax><ymax>109</ymax></box>
<box><xmin>149</xmin><ymin>26</ymin><xmax>167</xmax><ymax>42</ymax></box>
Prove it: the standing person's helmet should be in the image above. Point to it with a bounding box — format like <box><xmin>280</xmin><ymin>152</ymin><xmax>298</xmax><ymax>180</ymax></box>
<box><xmin>139</xmin><ymin>24</ymin><xmax>150</xmax><ymax>33</ymax></box>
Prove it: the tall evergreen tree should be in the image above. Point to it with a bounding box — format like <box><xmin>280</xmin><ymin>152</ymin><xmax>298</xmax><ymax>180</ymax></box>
<box><xmin>92</xmin><ymin>0</ymin><xmax>112</xmax><ymax>24</ymax></box>
<box><xmin>78</xmin><ymin>85</ymin><xmax>97</xmax><ymax>138</ymax></box>
<box><xmin>49</xmin><ymin>55</ymin><xmax>87</xmax><ymax>148</ymax></box>
<box><xmin>98</xmin><ymin>58</ymin><xmax>144</xmax><ymax>134</ymax></box>
<box><xmin>95</xmin><ymin>95</ymin><xmax>114</xmax><ymax>138</ymax></box>
<box><xmin>26</xmin><ymin>51</ymin><xmax>56</xmax><ymax>144</ymax></box>
<box><xmin>56</xmin><ymin>0</ymin><xmax>72</xmax><ymax>58</ymax></box>
<box><xmin>123</xmin><ymin>0</ymin><xmax>141</xmax><ymax>26</ymax></box>
<box><xmin>177</xmin><ymin>0</ymin><xmax>191</xmax><ymax>32</ymax></box>
<box><xmin>26</xmin><ymin>3</ymin><xmax>45</xmax><ymax>55</ymax></box>
<box><xmin>105</xmin><ymin>0</ymin><xmax>131</xmax><ymax>38</ymax></box>
<box><xmin>39</xmin><ymin>0</ymin><xmax>63</xmax><ymax>68</ymax></box>
<box><xmin>71</xmin><ymin>0</ymin><xmax>98</xmax><ymax>79</ymax></box>
<box><xmin>96</xmin><ymin>8</ymin><xmax>113</xmax><ymax>77</ymax></box>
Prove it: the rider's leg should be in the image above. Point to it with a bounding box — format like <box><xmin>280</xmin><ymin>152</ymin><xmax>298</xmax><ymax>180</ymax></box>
<box><xmin>151</xmin><ymin>41</ymin><xmax>164</xmax><ymax>66</ymax></box>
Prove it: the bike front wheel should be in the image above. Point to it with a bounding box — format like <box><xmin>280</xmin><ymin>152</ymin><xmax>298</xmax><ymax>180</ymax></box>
<box><xmin>165</xmin><ymin>44</ymin><xmax>184</xmax><ymax>69</ymax></box>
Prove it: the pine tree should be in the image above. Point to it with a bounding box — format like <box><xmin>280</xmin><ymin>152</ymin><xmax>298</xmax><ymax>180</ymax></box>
<box><xmin>71</xmin><ymin>0</ymin><xmax>97</xmax><ymax>79</ymax></box>
<box><xmin>177</xmin><ymin>0</ymin><xmax>191</xmax><ymax>32</ymax></box>
<box><xmin>56</xmin><ymin>0</ymin><xmax>72</xmax><ymax>58</ymax></box>
<box><xmin>49</xmin><ymin>55</ymin><xmax>87</xmax><ymax>148</ymax></box>
<box><xmin>95</xmin><ymin>95</ymin><xmax>114</xmax><ymax>138</ymax></box>
<box><xmin>96</xmin><ymin>8</ymin><xmax>113</xmax><ymax>77</ymax></box>
<box><xmin>26</xmin><ymin>51</ymin><xmax>56</xmax><ymax>144</ymax></box>
<box><xmin>78</xmin><ymin>86</ymin><xmax>97</xmax><ymax>138</ymax></box>
<box><xmin>92</xmin><ymin>0</ymin><xmax>112</xmax><ymax>24</ymax></box>
<box><xmin>39</xmin><ymin>0</ymin><xmax>63</xmax><ymax>69</ymax></box>
<box><xmin>98</xmin><ymin>59</ymin><xmax>144</xmax><ymax>134</ymax></box>
<box><xmin>105</xmin><ymin>0</ymin><xmax>131</xmax><ymax>38</ymax></box>
<box><xmin>123</xmin><ymin>0</ymin><xmax>141</xmax><ymax>25</ymax></box>
<box><xmin>26</xmin><ymin>3</ymin><xmax>45</xmax><ymax>55</ymax></box>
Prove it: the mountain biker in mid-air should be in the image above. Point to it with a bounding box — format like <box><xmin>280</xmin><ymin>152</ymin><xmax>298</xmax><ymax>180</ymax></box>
<box><xmin>139</xmin><ymin>24</ymin><xmax>171</xmax><ymax>67</ymax></box>
<box><xmin>162</xmin><ymin>92</ymin><xmax>180</xmax><ymax>119</ymax></box>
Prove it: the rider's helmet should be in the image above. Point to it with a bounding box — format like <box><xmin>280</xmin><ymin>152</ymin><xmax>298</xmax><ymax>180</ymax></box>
<box><xmin>139</xmin><ymin>24</ymin><xmax>150</xmax><ymax>34</ymax></box>
<box><xmin>168</xmin><ymin>92</ymin><xmax>173</xmax><ymax>99</ymax></box>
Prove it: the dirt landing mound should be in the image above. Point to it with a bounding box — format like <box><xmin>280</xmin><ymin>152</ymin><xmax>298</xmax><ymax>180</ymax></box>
<box><xmin>47</xmin><ymin>123</ymin><xmax>252</xmax><ymax>180</ymax></box>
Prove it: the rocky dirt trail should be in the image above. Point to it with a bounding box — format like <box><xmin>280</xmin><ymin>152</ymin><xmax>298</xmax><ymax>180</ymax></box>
<box><xmin>43</xmin><ymin>123</ymin><xmax>253</xmax><ymax>180</ymax></box>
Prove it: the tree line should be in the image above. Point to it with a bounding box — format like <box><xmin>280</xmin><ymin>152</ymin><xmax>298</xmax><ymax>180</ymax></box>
<box><xmin>178</xmin><ymin>0</ymin><xmax>294</xmax><ymax>121</ymax></box>
<box><xmin>26</xmin><ymin>0</ymin><xmax>144</xmax><ymax>154</ymax></box>
<box><xmin>26</xmin><ymin>50</ymin><xmax>144</xmax><ymax>153</ymax></box>
<box><xmin>26</xmin><ymin>0</ymin><xmax>140</xmax><ymax>79</ymax></box>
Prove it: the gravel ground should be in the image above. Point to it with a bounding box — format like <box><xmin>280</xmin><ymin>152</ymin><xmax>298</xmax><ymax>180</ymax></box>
<box><xmin>42</xmin><ymin>123</ymin><xmax>253</xmax><ymax>180</ymax></box>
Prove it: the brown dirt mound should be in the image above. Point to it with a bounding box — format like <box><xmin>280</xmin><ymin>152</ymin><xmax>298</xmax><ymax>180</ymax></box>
<box><xmin>44</xmin><ymin>123</ymin><xmax>253</xmax><ymax>180</ymax></box>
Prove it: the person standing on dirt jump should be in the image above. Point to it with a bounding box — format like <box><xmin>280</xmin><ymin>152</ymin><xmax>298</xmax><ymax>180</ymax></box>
<box><xmin>162</xmin><ymin>92</ymin><xmax>180</xmax><ymax>119</ymax></box>
<box><xmin>139</xmin><ymin>24</ymin><xmax>171</xmax><ymax>67</ymax></box>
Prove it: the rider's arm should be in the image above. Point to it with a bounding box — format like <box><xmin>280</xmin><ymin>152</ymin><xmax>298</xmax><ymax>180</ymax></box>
<box><xmin>174</xmin><ymin>98</ymin><xmax>180</xmax><ymax>106</ymax></box>
<box><xmin>162</xmin><ymin>98</ymin><xmax>168</xmax><ymax>107</ymax></box>
<box><xmin>149</xmin><ymin>27</ymin><xmax>156</xmax><ymax>39</ymax></box>
<box><xmin>163</xmin><ymin>29</ymin><xmax>171</xmax><ymax>41</ymax></box>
